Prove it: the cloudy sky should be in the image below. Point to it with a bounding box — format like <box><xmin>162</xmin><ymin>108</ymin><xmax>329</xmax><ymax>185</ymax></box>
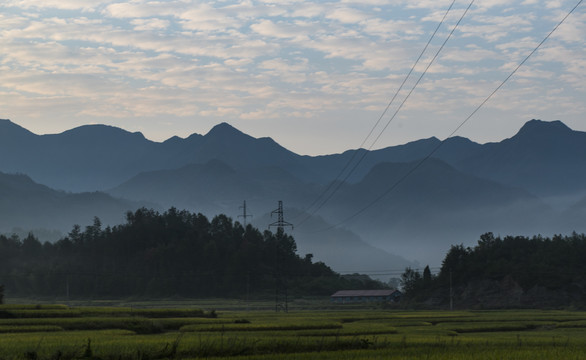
<box><xmin>1</xmin><ymin>0</ymin><xmax>584</xmax><ymax>155</ymax></box>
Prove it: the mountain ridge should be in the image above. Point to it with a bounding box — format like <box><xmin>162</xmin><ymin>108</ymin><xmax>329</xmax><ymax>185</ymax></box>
<box><xmin>1</xmin><ymin>117</ymin><xmax>585</xmax><ymax>266</ymax></box>
<box><xmin>455</xmin><ymin>119</ymin><xmax>586</xmax><ymax>196</ymax></box>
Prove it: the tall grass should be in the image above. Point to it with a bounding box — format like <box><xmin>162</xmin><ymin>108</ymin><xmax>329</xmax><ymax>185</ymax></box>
<box><xmin>2</xmin><ymin>307</ymin><xmax>586</xmax><ymax>359</ymax></box>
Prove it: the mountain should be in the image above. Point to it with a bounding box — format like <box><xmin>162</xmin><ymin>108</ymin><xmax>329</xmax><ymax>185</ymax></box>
<box><xmin>454</xmin><ymin>120</ymin><xmax>586</xmax><ymax>197</ymax></box>
<box><xmin>109</xmin><ymin>159</ymin><xmax>320</xmax><ymax>215</ymax></box>
<box><xmin>0</xmin><ymin>120</ymin><xmax>160</xmax><ymax>191</ymax></box>
<box><xmin>109</xmin><ymin>153</ymin><xmax>557</xmax><ymax>265</ymax></box>
<box><xmin>0</xmin><ymin>120</ymin><xmax>315</xmax><ymax>192</ymax></box>
<box><xmin>0</xmin><ymin>171</ymin><xmax>139</xmax><ymax>233</ymax></box>
<box><xmin>2</xmin><ymin>118</ymin><xmax>585</xmax><ymax>197</ymax></box>
<box><xmin>154</xmin><ymin>123</ymin><xmax>311</xmax><ymax>177</ymax></box>
<box><xmin>314</xmin><ymin>158</ymin><xmax>554</xmax><ymax>263</ymax></box>
<box><xmin>1</xmin><ymin>118</ymin><xmax>585</xmax><ymax>267</ymax></box>
<box><xmin>297</xmin><ymin>135</ymin><xmax>482</xmax><ymax>185</ymax></box>
<box><xmin>561</xmin><ymin>195</ymin><xmax>586</xmax><ymax>229</ymax></box>
<box><xmin>8</xmin><ymin>116</ymin><xmax>582</xmax><ymax>190</ymax></box>
<box><xmin>0</xmin><ymin>120</ymin><xmax>484</xmax><ymax>192</ymax></box>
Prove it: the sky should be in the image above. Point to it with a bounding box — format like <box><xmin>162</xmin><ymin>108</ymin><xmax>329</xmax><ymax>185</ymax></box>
<box><xmin>0</xmin><ymin>0</ymin><xmax>584</xmax><ymax>155</ymax></box>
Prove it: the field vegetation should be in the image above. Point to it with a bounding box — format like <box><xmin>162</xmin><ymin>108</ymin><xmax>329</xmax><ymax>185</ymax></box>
<box><xmin>1</xmin><ymin>304</ymin><xmax>586</xmax><ymax>359</ymax></box>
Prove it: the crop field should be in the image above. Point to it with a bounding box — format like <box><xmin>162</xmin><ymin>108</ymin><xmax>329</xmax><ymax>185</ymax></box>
<box><xmin>1</xmin><ymin>304</ymin><xmax>586</xmax><ymax>359</ymax></box>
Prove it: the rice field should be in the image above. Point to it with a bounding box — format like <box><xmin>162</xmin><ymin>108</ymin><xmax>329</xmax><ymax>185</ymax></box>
<box><xmin>1</xmin><ymin>304</ymin><xmax>586</xmax><ymax>359</ymax></box>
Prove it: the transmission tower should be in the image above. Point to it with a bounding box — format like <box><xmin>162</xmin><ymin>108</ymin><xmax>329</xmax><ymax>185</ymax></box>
<box><xmin>238</xmin><ymin>201</ymin><xmax>253</xmax><ymax>310</ymax></box>
<box><xmin>268</xmin><ymin>200</ymin><xmax>293</xmax><ymax>312</ymax></box>
<box><xmin>269</xmin><ymin>200</ymin><xmax>293</xmax><ymax>231</ymax></box>
<box><xmin>238</xmin><ymin>200</ymin><xmax>253</xmax><ymax>226</ymax></box>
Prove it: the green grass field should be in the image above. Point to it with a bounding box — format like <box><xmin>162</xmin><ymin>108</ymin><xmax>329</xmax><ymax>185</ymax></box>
<box><xmin>2</xmin><ymin>304</ymin><xmax>586</xmax><ymax>359</ymax></box>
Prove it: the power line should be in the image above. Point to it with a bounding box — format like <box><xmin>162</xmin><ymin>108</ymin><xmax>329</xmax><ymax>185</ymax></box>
<box><xmin>296</xmin><ymin>0</ymin><xmax>457</xmax><ymax>224</ymax></box>
<box><xmin>296</xmin><ymin>0</ymin><xmax>469</xmax><ymax>227</ymax></box>
<box><xmin>315</xmin><ymin>0</ymin><xmax>584</xmax><ymax>233</ymax></box>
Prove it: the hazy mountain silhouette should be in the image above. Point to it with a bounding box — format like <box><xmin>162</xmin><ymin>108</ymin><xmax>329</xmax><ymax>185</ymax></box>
<box><xmin>0</xmin><ymin>171</ymin><xmax>139</xmax><ymax>233</ymax></box>
<box><xmin>3</xmin><ymin>118</ymin><xmax>583</xmax><ymax>197</ymax></box>
<box><xmin>454</xmin><ymin>120</ymin><xmax>586</xmax><ymax>197</ymax></box>
<box><xmin>109</xmin><ymin>154</ymin><xmax>556</xmax><ymax>265</ymax></box>
<box><xmin>0</xmin><ymin>120</ymin><xmax>486</xmax><ymax>191</ymax></box>
<box><xmin>109</xmin><ymin>159</ymin><xmax>320</xmax><ymax>215</ymax></box>
<box><xmin>0</xmin><ymin>120</ymin><xmax>314</xmax><ymax>192</ymax></box>
<box><xmin>1</xmin><ymin>118</ymin><xmax>585</xmax><ymax>267</ymax></box>
<box><xmin>155</xmin><ymin>123</ymin><xmax>310</xmax><ymax>177</ymax></box>
<box><xmin>317</xmin><ymin>158</ymin><xmax>555</xmax><ymax>263</ymax></box>
<box><xmin>561</xmin><ymin>195</ymin><xmax>586</xmax><ymax>229</ymax></box>
<box><xmin>0</xmin><ymin>120</ymin><xmax>160</xmax><ymax>191</ymax></box>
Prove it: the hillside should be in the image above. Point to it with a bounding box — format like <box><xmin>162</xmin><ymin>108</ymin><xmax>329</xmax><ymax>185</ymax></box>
<box><xmin>317</xmin><ymin>158</ymin><xmax>555</xmax><ymax>262</ymax></box>
<box><xmin>454</xmin><ymin>120</ymin><xmax>586</xmax><ymax>196</ymax></box>
<box><xmin>0</xmin><ymin>172</ymin><xmax>139</xmax><ymax>232</ymax></box>
<box><xmin>109</xmin><ymin>159</ymin><xmax>318</xmax><ymax>215</ymax></box>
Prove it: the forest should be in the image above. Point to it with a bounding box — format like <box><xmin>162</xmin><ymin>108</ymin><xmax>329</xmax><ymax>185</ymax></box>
<box><xmin>0</xmin><ymin>208</ymin><xmax>384</xmax><ymax>299</ymax></box>
<box><xmin>401</xmin><ymin>232</ymin><xmax>586</xmax><ymax>308</ymax></box>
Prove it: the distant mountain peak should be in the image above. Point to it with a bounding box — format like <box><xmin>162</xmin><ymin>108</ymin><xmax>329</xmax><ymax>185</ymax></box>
<box><xmin>0</xmin><ymin>118</ymin><xmax>36</xmax><ymax>137</ymax></box>
<box><xmin>163</xmin><ymin>135</ymin><xmax>183</xmax><ymax>143</ymax></box>
<box><xmin>516</xmin><ymin>119</ymin><xmax>572</xmax><ymax>138</ymax></box>
<box><xmin>206</xmin><ymin>122</ymin><xmax>245</xmax><ymax>138</ymax></box>
<box><xmin>61</xmin><ymin>124</ymin><xmax>147</xmax><ymax>140</ymax></box>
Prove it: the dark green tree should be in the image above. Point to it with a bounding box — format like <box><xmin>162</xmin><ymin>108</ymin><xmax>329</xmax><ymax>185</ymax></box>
<box><xmin>0</xmin><ymin>208</ymin><xmax>387</xmax><ymax>298</ymax></box>
<box><xmin>400</xmin><ymin>267</ymin><xmax>422</xmax><ymax>295</ymax></box>
<box><xmin>21</xmin><ymin>233</ymin><xmax>42</xmax><ymax>257</ymax></box>
<box><xmin>423</xmin><ymin>265</ymin><xmax>432</xmax><ymax>287</ymax></box>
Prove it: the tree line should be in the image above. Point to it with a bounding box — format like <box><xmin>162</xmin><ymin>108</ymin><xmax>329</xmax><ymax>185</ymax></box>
<box><xmin>401</xmin><ymin>232</ymin><xmax>586</xmax><ymax>308</ymax></box>
<box><xmin>0</xmin><ymin>208</ymin><xmax>384</xmax><ymax>299</ymax></box>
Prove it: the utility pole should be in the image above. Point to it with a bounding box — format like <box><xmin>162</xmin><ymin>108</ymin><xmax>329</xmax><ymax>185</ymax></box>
<box><xmin>238</xmin><ymin>200</ymin><xmax>253</xmax><ymax>226</ymax></box>
<box><xmin>449</xmin><ymin>269</ymin><xmax>453</xmax><ymax>311</ymax></box>
<box><xmin>246</xmin><ymin>271</ymin><xmax>250</xmax><ymax>312</ymax></box>
<box><xmin>269</xmin><ymin>200</ymin><xmax>293</xmax><ymax>312</ymax></box>
<box><xmin>66</xmin><ymin>275</ymin><xmax>70</xmax><ymax>304</ymax></box>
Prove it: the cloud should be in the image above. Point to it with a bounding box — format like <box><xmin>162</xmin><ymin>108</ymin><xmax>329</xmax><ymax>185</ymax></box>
<box><xmin>131</xmin><ymin>18</ymin><xmax>170</xmax><ymax>31</ymax></box>
<box><xmin>550</xmin><ymin>11</ymin><xmax>586</xmax><ymax>43</ymax></box>
<box><xmin>289</xmin><ymin>3</ymin><xmax>327</xmax><ymax>18</ymax></box>
<box><xmin>179</xmin><ymin>3</ymin><xmax>243</xmax><ymax>32</ymax></box>
<box><xmin>4</xmin><ymin>0</ymin><xmax>112</xmax><ymax>11</ymax></box>
<box><xmin>250</xmin><ymin>19</ymin><xmax>306</xmax><ymax>39</ymax></box>
<box><xmin>326</xmin><ymin>7</ymin><xmax>369</xmax><ymax>24</ymax></box>
<box><xmin>103</xmin><ymin>1</ymin><xmax>181</xmax><ymax>18</ymax></box>
<box><xmin>458</xmin><ymin>13</ymin><xmax>535</xmax><ymax>42</ymax></box>
<box><xmin>546</xmin><ymin>0</ymin><xmax>564</xmax><ymax>9</ymax></box>
<box><xmin>440</xmin><ymin>46</ymin><xmax>500</xmax><ymax>63</ymax></box>
<box><xmin>362</xmin><ymin>18</ymin><xmax>422</xmax><ymax>39</ymax></box>
<box><xmin>259</xmin><ymin>57</ymin><xmax>309</xmax><ymax>83</ymax></box>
